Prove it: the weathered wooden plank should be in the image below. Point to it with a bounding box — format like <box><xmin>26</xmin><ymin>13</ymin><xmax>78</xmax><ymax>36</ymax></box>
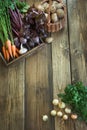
<box><xmin>67</xmin><ymin>0</ymin><xmax>87</xmax><ymax>85</ymax></box>
<box><xmin>7</xmin><ymin>61</ymin><xmax>25</xmax><ymax>130</ymax></box>
<box><xmin>0</xmin><ymin>59</ymin><xmax>9</xmax><ymax>130</ymax></box>
<box><xmin>52</xmin><ymin>0</ymin><xmax>72</xmax><ymax>130</ymax></box>
<box><xmin>25</xmin><ymin>45</ymin><xmax>54</xmax><ymax>130</ymax></box>
<box><xmin>67</xmin><ymin>0</ymin><xmax>87</xmax><ymax>129</ymax></box>
<box><xmin>0</xmin><ymin>59</ymin><xmax>25</xmax><ymax>130</ymax></box>
<box><xmin>25</xmin><ymin>1</ymin><xmax>54</xmax><ymax>130</ymax></box>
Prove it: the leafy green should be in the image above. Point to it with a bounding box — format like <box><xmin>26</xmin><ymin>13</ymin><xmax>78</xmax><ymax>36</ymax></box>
<box><xmin>0</xmin><ymin>0</ymin><xmax>14</xmax><ymax>44</ymax></box>
<box><xmin>1</xmin><ymin>0</ymin><xmax>30</xmax><ymax>12</ymax></box>
<box><xmin>15</xmin><ymin>0</ymin><xmax>30</xmax><ymax>13</ymax></box>
<box><xmin>58</xmin><ymin>82</ymin><xmax>87</xmax><ymax>122</ymax></box>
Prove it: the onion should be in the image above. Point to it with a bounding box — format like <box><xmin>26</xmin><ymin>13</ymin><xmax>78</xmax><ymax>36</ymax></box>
<box><xmin>50</xmin><ymin>110</ymin><xmax>57</xmax><ymax>116</ymax></box>
<box><xmin>52</xmin><ymin>99</ymin><xmax>59</xmax><ymax>105</ymax></box>
<box><xmin>58</xmin><ymin>102</ymin><xmax>66</xmax><ymax>109</ymax></box>
<box><xmin>71</xmin><ymin>114</ymin><xmax>78</xmax><ymax>120</ymax></box>
<box><xmin>42</xmin><ymin>115</ymin><xmax>48</xmax><ymax>121</ymax></box>
<box><xmin>63</xmin><ymin>115</ymin><xmax>68</xmax><ymax>120</ymax></box>
<box><xmin>57</xmin><ymin>111</ymin><xmax>63</xmax><ymax>117</ymax></box>
<box><xmin>65</xmin><ymin>108</ymin><xmax>71</xmax><ymax>114</ymax></box>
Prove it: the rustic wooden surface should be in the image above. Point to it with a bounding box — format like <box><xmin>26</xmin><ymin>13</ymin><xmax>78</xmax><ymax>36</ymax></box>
<box><xmin>0</xmin><ymin>0</ymin><xmax>87</xmax><ymax>130</ymax></box>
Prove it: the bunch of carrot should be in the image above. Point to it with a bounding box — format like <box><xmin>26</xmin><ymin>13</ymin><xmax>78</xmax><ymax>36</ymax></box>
<box><xmin>2</xmin><ymin>40</ymin><xmax>19</xmax><ymax>61</ymax></box>
<box><xmin>0</xmin><ymin>0</ymin><xmax>20</xmax><ymax>62</ymax></box>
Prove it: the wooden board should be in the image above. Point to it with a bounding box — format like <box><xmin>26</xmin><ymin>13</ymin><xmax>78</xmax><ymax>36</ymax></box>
<box><xmin>0</xmin><ymin>43</ymin><xmax>45</xmax><ymax>66</ymax></box>
<box><xmin>0</xmin><ymin>59</ymin><xmax>25</xmax><ymax>130</ymax></box>
<box><xmin>0</xmin><ymin>0</ymin><xmax>87</xmax><ymax>130</ymax></box>
<box><xmin>51</xmin><ymin>0</ymin><xmax>72</xmax><ymax>130</ymax></box>
<box><xmin>67</xmin><ymin>0</ymin><xmax>87</xmax><ymax>129</ymax></box>
<box><xmin>67</xmin><ymin>0</ymin><xmax>87</xmax><ymax>85</ymax></box>
<box><xmin>25</xmin><ymin>1</ymin><xmax>54</xmax><ymax>130</ymax></box>
<box><xmin>25</xmin><ymin>45</ymin><xmax>54</xmax><ymax>130</ymax></box>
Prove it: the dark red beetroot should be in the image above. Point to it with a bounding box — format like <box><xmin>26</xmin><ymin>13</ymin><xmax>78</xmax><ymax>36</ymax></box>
<box><xmin>10</xmin><ymin>5</ymin><xmax>48</xmax><ymax>51</ymax></box>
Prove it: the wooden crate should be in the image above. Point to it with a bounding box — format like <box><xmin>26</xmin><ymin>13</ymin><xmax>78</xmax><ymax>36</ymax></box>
<box><xmin>0</xmin><ymin>43</ymin><xmax>46</xmax><ymax>66</ymax></box>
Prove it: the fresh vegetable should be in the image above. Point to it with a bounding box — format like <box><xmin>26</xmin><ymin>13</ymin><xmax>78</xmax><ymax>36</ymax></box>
<box><xmin>42</xmin><ymin>115</ymin><xmax>48</xmax><ymax>121</ymax></box>
<box><xmin>38</xmin><ymin>0</ymin><xmax>65</xmax><ymax>23</ymax></box>
<box><xmin>2</xmin><ymin>46</ymin><xmax>6</xmax><ymax>60</ymax></box>
<box><xmin>0</xmin><ymin>1</ymin><xmax>48</xmax><ymax>63</ymax></box>
<box><xmin>65</xmin><ymin>108</ymin><xmax>71</xmax><ymax>114</ymax></box>
<box><xmin>71</xmin><ymin>114</ymin><xmax>78</xmax><ymax>120</ymax></box>
<box><xmin>50</xmin><ymin>110</ymin><xmax>57</xmax><ymax>116</ymax></box>
<box><xmin>19</xmin><ymin>44</ymin><xmax>28</xmax><ymax>55</ymax></box>
<box><xmin>0</xmin><ymin>0</ymin><xmax>19</xmax><ymax>61</ymax></box>
<box><xmin>6</xmin><ymin>40</ymin><xmax>13</xmax><ymax>57</ymax></box>
<box><xmin>57</xmin><ymin>111</ymin><xmax>63</xmax><ymax>117</ymax></box>
<box><xmin>58</xmin><ymin>102</ymin><xmax>66</xmax><ymax>109</ymax></box>
<box><xmin>57</xmin><ymin>9</ymin><xmax>65</xmax><ymax>19</ymax></box>
<box><xmin>52</xmin><ymin>99</ymin><xmax>59</xmax><ymax>105</ymax></box>
<box><xmin>58</xmin><ymin>82</ymin><xmax>87</xmax><ymax>122</ymax></box>
<box><xmin>63</xmin><ymin>114</ymin><xmax>68</xmax><ymax>120</ymax></box>
<box><xmin>6</xmin><ymin>49</ymin><xmax>10</xmax><ymax>61</ymax></box>
<box><xmin>9</xmin><ymin>7</ymin><xmax>23</xmax><ymax>37</ymax></box>
<box><xmin>16</xmin><ymin>0</ymin><xmax>30</xmax><ymax>13</ymax></box>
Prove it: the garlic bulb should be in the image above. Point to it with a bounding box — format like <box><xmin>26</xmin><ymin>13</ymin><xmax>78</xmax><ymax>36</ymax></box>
<box><xmin>59</xmin><ymin>102</ymin><xmax>66</xmax><ymax>109</ymax></box>
<box><xmin>57</xmin><ymin>111</ymin><xmax>63</xmax><ymax>117</ymax></box>
<box><xmin>50</xmin><ymin>110</ymin><xmax>57</xmax><ymax>116</ymax></box>
<box><xmin>52</xmin><ymin>99</ymin><xmax>59</xmax><ymax>106</ymax></box>
<box><xmin>65</xmin><ymin>108</ymin><xmax>71</xmax><ymax>114</ymax></box>
<box><xmin>63</xmin><ymin>115</ymin><xmax>68</xmax><ymax>120</ymax></box>
<box><xmin>19</xmin><ymin>44</ymin><xmax>28</xmax><ymax>55</ymax></box>
<box><xmin>71</xmin><ymin>114</ymin><xmax>78</xmax><ymax>120</ymax></box>
<box><xmin>42</xmin><ymin>115</ymin><xmax>48</xmax><ymax>121</ymax></box>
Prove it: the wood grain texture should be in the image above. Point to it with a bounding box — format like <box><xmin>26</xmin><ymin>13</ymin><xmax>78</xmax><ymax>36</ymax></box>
<box><xmin>67</xmin><ymin>0</ymin><xmax>87</xmax><ymax>84</ymax></box>
<box><xmin>0</xmin><ymin>0</ymin><xmax>87</xmax><ymax>130</ymax></box>
<box><xmin>7</xmin><ymin>61</ymin><xmax>25</xmax><ymax>130</ymax></box>
<box><xmin>67</xmin><ymin>0</ymin><xmax>87</xmax><ymax>129</ymax></box>
<box><xmin>25</xmin><ymin>44</ymin><xmax>54</xmax><ymax>130</ymax></box>
<box><xmin>51</xmin><ymin>0</ymin><xmax>72</xmax><ymax>130</ymax></box>
<box><xmin>0</xmin><ymin>58</ymin><xmax>25</xmax><ymax>130</ymax></box>
<box><xmin>0</xmin><ymin>59</ymin><xmax>9</xmax><ymax>130</ymax></box>
<box><xmin>25</xmin><ymin>1</ymin><xmax>54</xmax><ymax>130</ymax></box>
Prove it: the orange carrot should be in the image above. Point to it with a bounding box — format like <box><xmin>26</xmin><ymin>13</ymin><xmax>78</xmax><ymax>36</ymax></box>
<box><xmin>5</xmin><ymin>49</ymin><xmax>10</xmax><ymax>61</ymax></box>
<box><xmin>16</xmin><ymin>48</ymin><xmax>19</xmax><ymax>54</ymax></box>
<box><xmin>15</xmin><ymin>52</ymin><xmax>19</xmax><ymax>58</ymax></box>
<box><xmin>2</xmin><ymin>46</ymin><xmax>6</xmax><ymax>59</ymax></box>
<box><xmin>12</xmin><ymin>45</ymin><xmax>16</xmax><ymax>57</ymax></box>
<box><xmin>6</xmin><ymin>40</ymin><xmax>12</xmax><ymax>57</ymax></box>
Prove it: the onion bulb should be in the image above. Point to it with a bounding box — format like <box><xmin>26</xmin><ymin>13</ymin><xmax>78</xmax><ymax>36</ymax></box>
<box><xmin>42</xmin><ymin>115</ymin><xmax>48</xmax><ymax>121</ymax></box>
<box><xmin>58</xmin><ymin>102</ymin><xmax>66</xmax><ymax>109</ymax></box>
<box><xmin>65</xmin><ymin>108</ymin><xmax>71</xmax><ymax>114</ymax></box>
<box><xmin>50</xmin><ymin>110</ymin><xmax>57</xmax><ymax>116</ymax></box>
<box><xmin>71</xmin><ymin>114</ymin><xmax>78</xmax><ymax>120</ymax></box>
<box><xmin>63</xmin><ymin>114</ymin><xmax>68</xmax><ymax>120</ymax></box>
<box><xmin>57</xmin><ymin>111</ymin><xmax>63</xmax><ymax>117</ymax></box>
<box><xmin>52</xmin><ymin>99</ymin><xmax>59</xmax><ymax>106</ymax></box>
